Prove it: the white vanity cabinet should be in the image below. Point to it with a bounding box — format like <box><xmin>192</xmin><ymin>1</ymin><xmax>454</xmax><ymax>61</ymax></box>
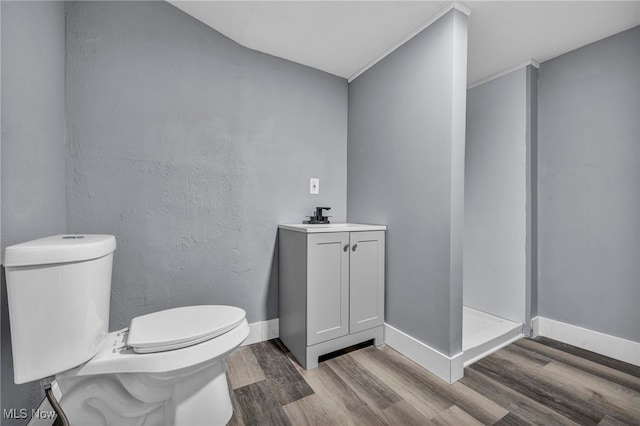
<box><xmin>278</xmin><ymin>223</ymin><xmax>386</xmax><ymax>369</ymax></box>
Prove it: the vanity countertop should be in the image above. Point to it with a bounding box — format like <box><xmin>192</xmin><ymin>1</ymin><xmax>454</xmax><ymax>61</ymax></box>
<box><xmin>278</xmin><ymin>223</ymin><xmax>386</xmax><ymax>233</ymax></box>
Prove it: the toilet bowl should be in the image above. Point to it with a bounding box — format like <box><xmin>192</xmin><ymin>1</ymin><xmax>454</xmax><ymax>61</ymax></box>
<box><xmin>4</xmin><ymin>235</ymin><xmax>249</xmax><ymax>425</ymax></box>
<box><xmin>55</xmin><ymin>306</ymin><xmax>250</xmax><ymax>425</ymax></box>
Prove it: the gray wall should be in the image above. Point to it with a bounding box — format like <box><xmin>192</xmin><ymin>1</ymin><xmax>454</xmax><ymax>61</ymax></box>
<box><xmin>538</xmin><ymin>26</ymin><xmax>640</xmax><ymax>342</ymax></box>
<box><xmin>65</xmin><ymin>1</ymin><xmax>347</xmax><ymax>329</ymax></box>
<box><xmin>464</xmin><ymin>67</ymin><xmax>527</xmax><ymax>324</ymax></box>
<box><xmin>1</xmin><ymin>1</ymin><xmax>67</xmax><ymax>422</ymax></box>
<box><xmin>348</xmin><ymin>10</ymin><xmax>468</xmax><ymax>356</ymax></box>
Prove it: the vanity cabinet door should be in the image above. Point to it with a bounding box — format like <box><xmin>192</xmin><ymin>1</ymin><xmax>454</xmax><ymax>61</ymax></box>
<box><xmin>306</xmin><ymin>232</ymin><xmax>350</xmax><ymax>345</ymax></box>
<box><xmin>349</xmin><ymin>231</ymin><xmax>385</xmax><ymax>334</ymax></box>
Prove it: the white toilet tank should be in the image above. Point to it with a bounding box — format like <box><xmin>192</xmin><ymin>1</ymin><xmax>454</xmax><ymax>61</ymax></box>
<box><xmin>4</xmin><ymin>234</ymin><xmax>116</xmax><ymax>384</ymax></box>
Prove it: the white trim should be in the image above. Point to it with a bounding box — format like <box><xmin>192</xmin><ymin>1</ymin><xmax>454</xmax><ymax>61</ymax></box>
<box><xmin>348</xmin><ymin>2</ymin><xmax>470</xmax><ymax>83</ymax></box>
<box><xmin>467</xmin><ymin>59</ymin><xmax>540</xmax><ymax>89</ymax></box>
<box><xmin>241</xmin><ymin>318</ymin><xmax>279</xmax><ymax>346</ymax></box>
<box><xmin>534</xmin><ymin>317</ymin><xmax>640</xmax><ymax>367</ymax></box>
<box><xmin>531</xmin><ymin>316</ymin><xmax>541</xmax><ymax>338</ymax></box>
<box><xmin>452</xmin><ymin>1</ymin><xmax>471</xmax><ymax>17</ymax></box>
<box><xmin>450</xmin><ymin>351</ymin><xmax>465</xmax><ymax>383</ymax></box>
<box><xmin>384</xmin><ymin>323</ymin><xmax>463</xmax><ymax>384</ymax></box>
<box><xmin>463</xmin><ymin>334</ymin><xmax>523</xmax><ymax>367</ymax></box>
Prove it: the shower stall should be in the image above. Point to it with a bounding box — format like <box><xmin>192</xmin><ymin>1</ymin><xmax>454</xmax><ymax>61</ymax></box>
<box><xmin>461</xmin><ymin>65</ymin><xmax>537</xmax><ymax>366</ymax></box>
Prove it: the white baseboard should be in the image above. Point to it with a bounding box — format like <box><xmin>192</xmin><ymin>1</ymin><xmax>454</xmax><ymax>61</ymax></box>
<box><xmin>532</xmin><ymin>316</ymin><xmax>640</xmax><ymax>367</ymax></box>
<box><xmin>384</xmin><ymin>323</ymin><xmax>463</xmax><ymax>384</ymax></box>
<box><xmin>531</xmin><ymin>316</ymin><xmax>541</xmax><ymax>338</ymax></box>
<box><xmin>462</xmin><ymin>333</ymin><xmax>523</xmax><ymax>368</ymax></box>
<box><xmin>242</xmin><ymin>318</ymin><xmax>280</xmax><ymax>346</ymax></box>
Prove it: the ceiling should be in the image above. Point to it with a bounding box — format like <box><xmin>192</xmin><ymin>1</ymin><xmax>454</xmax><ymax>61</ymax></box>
<box><xmin>169</xmin><ymin>1</ymin><xmax>640</xmax><ymax>86</ymax></box>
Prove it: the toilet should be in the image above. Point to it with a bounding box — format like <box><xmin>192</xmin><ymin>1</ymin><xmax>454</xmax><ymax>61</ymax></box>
<box><xmin>4</xmin><ymin>234</ymin><xmax>249</xmax><ymax>425</ymax></box>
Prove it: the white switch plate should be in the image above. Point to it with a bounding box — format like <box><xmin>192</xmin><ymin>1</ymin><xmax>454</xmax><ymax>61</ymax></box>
<box><xmin>310</xmin><ymin>178</ymin><xmax>319</xmax><ymax>194</ymax></box>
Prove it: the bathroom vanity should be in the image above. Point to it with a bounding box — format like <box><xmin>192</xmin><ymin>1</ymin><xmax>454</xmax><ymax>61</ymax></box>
<box><xmin>278</xmin><ymin>223</ymin><xmax>386</xmax><ymax>369</ymax></box>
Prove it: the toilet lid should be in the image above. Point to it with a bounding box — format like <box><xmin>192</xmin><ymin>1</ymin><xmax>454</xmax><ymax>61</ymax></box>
<box><xmin>127</xmin><ymin>305</ymin><xmax>246</xmax><ymax>354</ymax></box>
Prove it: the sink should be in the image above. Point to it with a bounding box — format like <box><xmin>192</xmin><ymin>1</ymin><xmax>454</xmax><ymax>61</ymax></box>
<box><xmin>301</xmin><ymin>223</ymin><xmax>362</xmax><ymax>228</ymax></box>
<box><xmin>279</xmin><ymin>223</ymin><xmax>386</xmax><ymax>233</ymax></box>
<box><xmin>300</xmin><ymin>223</ymin><xmax>367</xmax><ymax>229</ymax></box>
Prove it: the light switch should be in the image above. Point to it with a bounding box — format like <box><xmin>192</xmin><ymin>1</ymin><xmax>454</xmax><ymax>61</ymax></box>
<box><xmin>310</xmin><ymin>178</ymin><xmax>319</xmax><ymax>194</ymax></box>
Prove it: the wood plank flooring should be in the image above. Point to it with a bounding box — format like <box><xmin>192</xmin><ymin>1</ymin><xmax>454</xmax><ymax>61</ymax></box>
<box><xmin>225</xmin><ymin>337</ymin><xmax>640</xmax><ymax>425</ymax></box>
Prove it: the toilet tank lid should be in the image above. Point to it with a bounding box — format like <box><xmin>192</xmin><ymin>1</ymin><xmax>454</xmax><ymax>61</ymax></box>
<box><xmin>4</xmin><ymin>234</ymin><xmax>116</xmax><ymax>267</ymax></box>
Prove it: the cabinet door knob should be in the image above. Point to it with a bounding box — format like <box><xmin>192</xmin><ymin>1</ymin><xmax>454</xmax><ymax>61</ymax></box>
<box><xmin>352</xmin><ymin>243</ymin><xmax>358</xmax><ymax>252</ymax></box>
<box><xmin>343</xmin><ymin>244</ymin><xmax>349</xmax><ymax>252</ymax></box>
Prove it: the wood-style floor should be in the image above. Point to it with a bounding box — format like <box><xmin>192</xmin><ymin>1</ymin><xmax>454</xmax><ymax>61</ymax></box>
<box><xmin>225</xmin><ymin>337</ymin><xmax>640</xmax><ymax>426</ymax></box>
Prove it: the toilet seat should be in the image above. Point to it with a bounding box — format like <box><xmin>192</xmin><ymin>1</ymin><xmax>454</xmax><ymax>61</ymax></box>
<box><xmin>57</xmin><ymin>314</ymin><xmax>249</xmax><ymax>378</ymax></box>
<box><xmin>127</xmin><ymin>305</ymin><xmax>246</xmax><ymax>353</ymax></box>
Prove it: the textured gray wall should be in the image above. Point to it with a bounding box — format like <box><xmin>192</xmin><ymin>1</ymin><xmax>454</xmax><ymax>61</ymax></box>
<box><xmin>464</xmin><ymin>67</ymin><xmax>527</xmax><ymax>324</ymax></box>
<box><xmin>1</xmin><ymin>1</ymin><xmax>67</xmax><ymax>421</ymax></box>
<box><xmin>538</xmin><ymin>26</ymin><xmax>639</xmax><ymax>342</ymax></box>
<box><xmin>347</xmin><ymin>10</ymin><xmax>468</xmax><ymax>356</ymax></box>
<box><xmin>65</xmin><ymin>1</ymin><xmax>347</xmax><ymax>329</ymax></box>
